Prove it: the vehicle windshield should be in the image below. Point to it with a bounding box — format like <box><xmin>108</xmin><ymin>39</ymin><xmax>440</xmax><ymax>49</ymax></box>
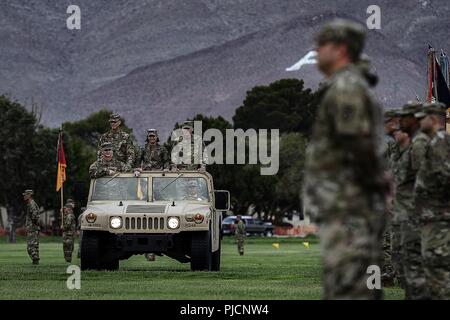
<box><xmin>92</xmin><ymin>177</ymin><xmax>148</xmax><ymax>201</ymax></box>
<box><xmin>152</xmin><ymin>177</ymin><xmax>209</xmax><ymax>201</ymax></box>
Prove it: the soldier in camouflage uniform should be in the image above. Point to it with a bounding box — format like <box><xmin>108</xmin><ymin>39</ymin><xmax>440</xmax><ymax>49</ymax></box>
<box><xmin>414</xmin><ymin>103</ymin><xmax>450</xmax><ymax>299</ymax></box>
<box><xmin>235</xmin><ymin>215</ymin><xmax>246</xmax><ymax>256</ymax></box>
<box><xmin>62</xmin><ymin>202</ymin><xmax>76</xmax><ymax>263</ymax></box>
<box><xmin>23</xmin><ymin>190</ymin><xmax>41</xmax><ymax>265</ymax></box>
<box><xmin>381</xmin><ymin>110</ymin><xmax>400</xmax><ymax>285</ymax></box>
<box><xmin>172</xmin><ymin>121</ymin><xmax>207</xmax><ymax>171</ymax></box>
<box><xmin>139</xmin><ymin>129</ymin><xmax>169</xmax><ymax>170</ymax></box>
<box><xmin>90</xmin><ymin>142</ymin><xmax>129</xmax><ymax>178</ymax></box>
<box><xmin>98</xmin><ymin>113</ymin><xmax>135</xmax><ymax>171</ymax></box>
<box><xmin>303</xmin><ymin>19</ymin><xmax>387</xmax><ymax>299</ymax></box>
<box><xmin>393</xmin><ymin>102</ymin><xmax>430</xmax><ymax>299</ymax></box>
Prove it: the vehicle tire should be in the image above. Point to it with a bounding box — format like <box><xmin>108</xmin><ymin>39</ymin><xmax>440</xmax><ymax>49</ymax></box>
<box><xmin>190</xmin><ymin>230</ymin><xmax>212</xmax><ymax>271</ymax></box>
<box><xmin>264</xmin><ymin>230</ymin><xmax>273</xmax><ymax>237</ymax></box>
<box><xmin>80</xmin><ymin>231</ymin><xmax>101</xmax><ymax>270</ymax></box>
<box><xmin>211</xmin><ymin>239</ymin><xmax>221</xmax><ymax>272</ymax></box>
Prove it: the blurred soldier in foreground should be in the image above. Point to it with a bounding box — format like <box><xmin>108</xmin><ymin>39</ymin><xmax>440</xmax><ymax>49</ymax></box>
<box><xmin>414</xmin><ymin>103</ymin><xmax>450</xmax><ymax>299</ymax></box>
<box><xmin>381</xmin><ymin>110</ymin><xmax>399</xmax><ymax>286</ymax></box>
<box><xmin>98</xmin><ymin>113</ymin><xmax>135</xmax><ymax>171</ymax></box>
<box><xmin>23</xmin><ymin>190</ymin><xmax>41</xmax><ymax>265</ymax></box>
<box><xmin>138</xmin><ymin>129</ymin><xmax>169</xmax><ymax>170</ymax></box>
<box><xmin>303</xmin><ymin>19</ymin><xmax>387</xmax><ymax>299</ymax></box>
<box><xmin>62</xmin><ymin>202</ymin><xmax>76</xmax><ymax>263</ymax></box>
<box><xmin>90</xmin><ymin>142</ymin><xmax>128</xmax><ymax>178</ymax></box>
<box><xmin>173</xmin><ymin>121</ymin><xmax>207</xmax><ymax>171</ymax></box>
<box><xmin>235</xmin><ymin>215</ymin><xmax>246</xmax><ymax>256</ymax></box>
<box><xmin>394</xmin><ymin>102</ymin><xmax>429</xmax><ymax>299</ymax></box>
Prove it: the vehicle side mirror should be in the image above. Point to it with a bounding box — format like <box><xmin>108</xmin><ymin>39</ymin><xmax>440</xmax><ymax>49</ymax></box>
<box><xmin>214</xmin><ymin>190</ymin><xmax>230</xmax><ymax>211</ymax></box>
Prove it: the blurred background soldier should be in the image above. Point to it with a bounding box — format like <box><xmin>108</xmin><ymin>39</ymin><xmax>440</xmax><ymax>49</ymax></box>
<box><xmin>23</xmin><ymin>189</ymin><xmax>41</xmax><ymax>265</ymax></box>
<box><xmin>414</xmin><ymin>103</ymin><xmax>450</xmax><ymax>299</ymax></box>
<box><xmin>89</xmin><ymin>142</ymin><xmax>128</xmax><ymax>178</ymax></box>
<box><xmin>235</xmin><ymin>215</ymin><xmax>246</xmax><ymax>256</ymax></box>
<box><xmin>395</xmin><ymin>101</ymin><xmax>429</xmax><ymax>299</ymax></box>
<box><xmin>139</xmin><ymin>129</ymin><xmax>169</xmax><ymax>170</ymax></box>
<box><xmin>303</xmin><ymin>19</ymin><xmax>387</xmax><ymax>299</ymax></box>
<box><xmin>98</xmin><ymin>113</ymin><xmax>135</xmax><ymax>171</ymax></box>
<box><xmin>62</xmin><ymin>204</ymin><xmax>76</xmax><ymax>263</ymax></box>
<box><xmin>173</xmin><ymin>121</ymin><xmax>207</xmax><ymax>171</ymax></box>
<box><xmin>381</xmin><ymin>110</ymin><xmax>399</xmax><ymax>286</ymax></box>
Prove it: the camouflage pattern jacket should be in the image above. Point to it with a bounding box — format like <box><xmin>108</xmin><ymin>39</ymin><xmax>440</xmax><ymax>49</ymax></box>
<box><xmin>89</xmin><ymin>158</ymin><xmax>128</xmax><ymax>179</ymax></box>
<box><xmin>303</xmin><ymin>64</ymin><xmax>386</xmax><ymax>223</ymax></box>
<box><xmin>63</xmin><ymin>212</ymin><xmax>76</xmax><ymax>234</ymax></box>
<box><xmin>414</xmin><ymin>130</ymin><xmax>450</xmax><ymax>222</ymax></box>
<box><xmin>98</xmin><ymin>130</ymin><xmax>135</xmax><ymax>170</ymax></box>
<box><xmin>140</xmin><ymin>143</ymin><xmax>169</xmax><ymax>170</ymax></box>
<box><xmin>25</xmin><ymin>199</ymin><xmax>40</xmax><ymax>231</ymax></box>
<box><xmin>392</xmin><ymin>130</ymin><xmax>429</xmax><ymax>223</ymax></box>
<box><xmin>235</xmin><ymin>220</ymin><xmax>246</xmax><ymax>237</ymax></box>
<box><xmin>172</xmin><ymin>134</ymin><xmax>207</xmax><ymax>170</ymax></box>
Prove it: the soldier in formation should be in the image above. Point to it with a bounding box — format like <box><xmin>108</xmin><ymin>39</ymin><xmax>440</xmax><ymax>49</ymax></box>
<box><xmin>235</xmin><ymin>215</ymin><xmax>246</xmax><ymax>256</ymax></box>
<box><xmin>136</xmin><ymin>129</ymin><xmax>169</xmax><ymax>172</ymax></box>
<box><xmin>62</xmin><ymin>199</ymin><xmax>77</xmax><ymax>263</ymax></box>
<box><xmin>23</xmin><ymin>190</ymin><xmax>41</xmax><ymax>265</ymax></box>
<box><xmin>303</xmin><ymin>19</ymin><xmax>387</xmax><ymax>299</ymax></box>
<box><xmin>414</xmin><ymin>103</ymin><xmax>450</xmax><ymax>299</ymax></box>
<box><xmin>172</xmin><ymin>121</ymin><xmax>207</xmax><ymax>171</ymax></box>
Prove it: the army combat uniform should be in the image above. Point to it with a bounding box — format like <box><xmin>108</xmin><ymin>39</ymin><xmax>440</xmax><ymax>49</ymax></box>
<box><xmin>235</xmin><ymin>219</ymin><xmax>246</xmax><ymax>256</ymax></box>
<box><xmin>304</xmin><ymin>21</ymin><xmax>386</xmax><ymax>299</ymax></box>
<box><xmin>62</xmin><ymin>206</ymin><xmax>76</xmax><ymax>263</ymax></box>
<box><xmin>89</xmin><ymin>157</ymin><xmax>128</xmax><ymax>179</ymax></box>
<box><xmin>140</xmin><ymin>143</ymin><xmax>169</xmax><ymax>170</ymax></box>
<box><xmin>98</xmin><ymin>114</ymin><xmax>135</xmax><ymax>170</ymax></box>
<box><xmin>24</xmin><ymin>191</ymin><xmax>41</xmax><ymax>264</ymax></box>
<box><xmin>393</xmin><ymin>103</ymin><xmax>430</xmax><ymax>299</ymax></box>
<box><xmin>172</xmin><ymin>121</ymin><xmax>207</xmax><ymax>171</ymax></box>
<box><xmin>414</xmin><ymin>105</ymin><xmax>450</xmax><ymax>299</ymax></box>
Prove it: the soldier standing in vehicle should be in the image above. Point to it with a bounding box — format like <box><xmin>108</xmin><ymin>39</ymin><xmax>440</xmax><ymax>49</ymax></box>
<box><xmin>98</xmin><ymin>113</ymin><xmax>135</xmax><ymax>171</ymax></box>
<box><xmin>172</xmin><ymin>121</ymin><xmax>207</xmax><ymax>171</ymax></box>
<box><xmin>303</xmin><ymin>19</ymin><xmax>387</xmax><ymax>299</ymax></box>
<box><xmin>89</xmin><ymin>142</ymin><xmax>129</xmax><ymax>178</ymax></box>
<box><xmin>414</xmin><ymin>103</ymin><xmax>450</xmax><ymax>299</ymax></box>
<box><xmin>62</xmin><ymin>204</ymin><xmax>76</xmax><ymax>263</ymax></box>
<box><xmin>23</xmin><ymin>190</ymin><xmax>41</xmax><ymax>265</ymax></box>
<box><xmin>235</xmin><ymin>215</ymin><xmax>246</xmax><ymax>256</ymax></box>
<box><xmin>139</xmin><ymin>129</ymin><xmax>169</xmax><ymax>170</ymax></box>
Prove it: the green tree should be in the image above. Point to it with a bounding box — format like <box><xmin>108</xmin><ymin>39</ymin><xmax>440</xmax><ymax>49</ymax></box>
<box><xmin>233</xmin><ymin>78</ymin><xmax>319</xmax><ymax>136</ymax></box>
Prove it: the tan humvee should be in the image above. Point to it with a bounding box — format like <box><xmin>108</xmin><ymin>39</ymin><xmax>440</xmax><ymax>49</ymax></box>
<box><xmin>79</xmin><ymin>171</ymin><xmax>230</xmax><ymax>271</ymax></box>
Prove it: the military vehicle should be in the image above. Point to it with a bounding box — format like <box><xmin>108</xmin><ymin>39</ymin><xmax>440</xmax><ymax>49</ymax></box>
<box><xmin>79</xmin><ymin>171</ymin><xmax>230</xmax><ymax>271</ymax></box>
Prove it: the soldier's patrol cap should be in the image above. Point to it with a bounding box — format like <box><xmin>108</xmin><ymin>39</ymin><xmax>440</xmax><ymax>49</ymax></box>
<box><xmin>22</xmin><ymin>189</ymin><xmax>33</xmax><ymax>196</ymax></box>
<box><xmin>66</xmin><ymin>199</ymin><xmax>75</xmax><ymax>204</ymax></box>
<box><xmin>384</xmin><ymin>109</ymin><xmax>398</xmax><ymax>121</ymax></box>
<box><xmin>101</xmin><ymin>142</ymin><xmax>113</xmax><ymax>150</ymax></box>
<box><xmin>397</xmin><ymin>101</ymin><xmax>422</xmax><ymax>116</ymax></box>
<box><xmin>182</xmin><ymin>121</ymin><xmax>194</xmax><ymax>129</ymax></box>
<box><xmin>415</xmin><ymin>102</ymin><xmax>447</xmax><ymax>118</ymax></box>
<box><xmin>109</xmin><ymin>113</ymin><xmax>122</xmax><ymax>122</ymax></box>
<box><xmin>314</xmin><ymin>19</ymin><xmax>366</xmax><ymax>61</ymax></box>
<box><xmin>147</xmin><ymin>129</ymin><xmax>158</xmax><ymax>136</ymax></box>
<box><xmin>187</xmin><ymin>180</ymin><xmax>198</xmax><ymax>187</ymax></box>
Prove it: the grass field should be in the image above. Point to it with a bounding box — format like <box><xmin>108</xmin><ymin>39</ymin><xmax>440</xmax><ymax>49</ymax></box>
<box><xmin>0</xmin><ymin>236</ymin><xmax>404</xmax><ymax>300</ymax></box>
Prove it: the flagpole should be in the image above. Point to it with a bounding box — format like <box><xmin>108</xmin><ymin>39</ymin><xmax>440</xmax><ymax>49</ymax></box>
<box><xmin>61</xmin><ymin>182</ymin><xmax>64</xmax><ymax>229</ymax></box>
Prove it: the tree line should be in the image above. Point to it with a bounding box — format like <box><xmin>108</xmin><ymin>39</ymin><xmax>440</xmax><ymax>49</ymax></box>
<box><xmin>0</xmin><ymin>78</ymin><xmax>319</xmax><ymax>227</ymax></box>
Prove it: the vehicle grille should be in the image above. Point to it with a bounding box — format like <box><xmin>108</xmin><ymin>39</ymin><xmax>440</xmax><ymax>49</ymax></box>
<box><xmin>126</xmin><ymin>205</ymin><xmax>166</xmax><ymax>213</ymax></box>
<box><xmin>125</xmin><ymin>217</ymin><xmax>166</xmax><ymax>230</ymax></box>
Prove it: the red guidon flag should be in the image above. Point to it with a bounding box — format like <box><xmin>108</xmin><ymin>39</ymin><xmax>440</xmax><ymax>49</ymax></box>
<box><xmin>56</xmin><ymin>131</ymin><xmax>67</xmax><ymax>192</ymax></box>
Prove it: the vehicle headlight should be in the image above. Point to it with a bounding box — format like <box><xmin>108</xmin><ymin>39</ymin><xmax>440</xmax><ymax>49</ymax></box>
<box><xmin>110</xmin><ymin>216</ymin><xmax>122</xmax><ymax>229</ymax></box>
<box><xmin>167</xmin><ymin>217</ymin><xmax>180</xmax><ymax>229</ymax></box>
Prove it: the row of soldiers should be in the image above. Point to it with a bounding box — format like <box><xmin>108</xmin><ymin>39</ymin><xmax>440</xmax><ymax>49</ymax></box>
<box><xmin>23</xmin><ymin>189</ymin><xmax>77</xmax><ymax>264</ymax></box>
<box><xmin>303</xmin><ymin>18</ymin><xmax>449</xmax><ymax>300</ymax></box>
<box><xmin>382</xmin><ymin>101</ymin><xmax>450</xmax><ymax>299</ymax></box>
<box><xmin>89</xmin><ymin>114</ymin><xmax>206</xmax><ymax>178</ymax></box>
